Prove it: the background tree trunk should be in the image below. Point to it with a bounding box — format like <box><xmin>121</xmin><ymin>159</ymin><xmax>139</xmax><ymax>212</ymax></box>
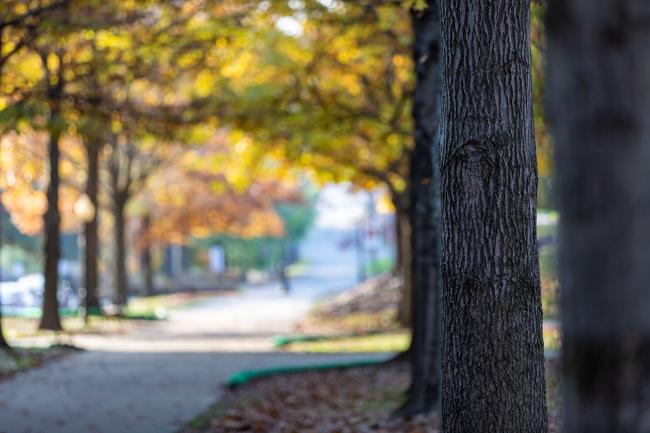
<box><xmin>84</xmin><ymin>139</ymin><xmax>101</xmax><ymax>313</ymax></box>
<box><xmin>0</xmin><ymin>318</ymin><xmax>7</xmax><ymax>348</ymax></box>
<box><xmin>141</xmin><ymin>214</ymin><xmax>154</xmax><ymax>296</ymax></box>
<box><xmin>399</xmin><ymin>0</ymin><xmax>441</xmax><ymax>416</ymax></box>
<box><xmin>393</xmin><ymin>191</ymin><xmax>412</xmax><ymax>328</ymax></box>
<box><xmin>141</xmin><ymin>246</ymin><xmax>154</xmax><ymax>296</ymax></box>
<box><xmin>0</xmin><ymin>288</ymin><xmax>8</xmax><ymax>348</ymax></box>
<box><xmin>547</xmin><ymin>1</ymin><xmax>650</xmax><ymax>431</ymax></box>
<box><xmin>113</xmin><ymin>197</ymin><xmax>128</xmax><ymax>306</ymax></box>
<box><xmin>439</xmin><ymin>2</ymin><xmax>547</xmax><ymax>432</ymax></box>
<box><xmin>393</xmin><ymin>211</ymin><xmax>403</xmax><ymax>277</ymax></box>
<box><xmin>0</xmin><ymin>192</ymin><xmax>9</xmax><ymax>348</ymax></box>
<box><xmin>40</xmin><ymin>129</ymin><xmax>63</xmax><ymax>331</ymax></box>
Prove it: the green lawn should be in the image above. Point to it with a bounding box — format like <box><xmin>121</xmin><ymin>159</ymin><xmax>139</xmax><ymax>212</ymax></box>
<box><xmin>285</xmin><ymin>332</ymin><xmax>410</xmax><ymax>353</ymax></box>
<box><xmin>285</xmin><ymin>324</ymin><xmax>560</xmax><ymax>354</ymax></box>
<box><xmin>3</xmin><ymin>290</ymin><xmax>233</xmax><ymax>341</ymax></box>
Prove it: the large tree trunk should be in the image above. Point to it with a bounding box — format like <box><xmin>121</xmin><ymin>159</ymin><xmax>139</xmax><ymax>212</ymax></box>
<box><xmin>113</xmin><ymin>197</ymin><xmax>128</xmax><ymax>306</ymax></box>
<box><xmin>40</xmin><ymin>129</ymin><xmax>63</xmax><ymax>331</ymax></box>
<box><xmin>393</xmin><ymin>191</ymin><xmax>412</xmax><ymax>328</ymax></box>
<box><xmin>399</xmin><ymin>0</ymin><xmax>441</xmax><ymax>416</ymax></box>
<box><xmin>84</xmin><ymin>139</ymin><xmax>101</xmax><ymax>314</ymax></box>
<box><xmin>547</xmin><ymin>1</ymin><xmax>650</xmax><ymax>431</ymax></box>
<box><xmin>439</xmin><ymin>2</ymin><xmax>547</xmax><ymax>432</ymax></box>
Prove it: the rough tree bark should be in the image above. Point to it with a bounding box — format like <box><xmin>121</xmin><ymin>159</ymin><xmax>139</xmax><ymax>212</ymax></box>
<box><xmin>439</xmin><ymin>1</ymin><xmax>547</xmax><ymax>432</ymax></box>
<box><xmin>40</xmin><ymin>127</ymin><xmax>63</xmax><ymax>331</ymax></box>
<box><xmin>83</xmin><ymin>138</ymin><xmax>101</xmax><ymax>313</ymax></box>
<box><xmin>547</xmin><ymin>1</ymin><xmax>650</xmax><ymax>431</ymax></box>
<box><xmin>398</xmin><ymin>0</ymin><xmax>441</xmax><ymax>416</ymax></box>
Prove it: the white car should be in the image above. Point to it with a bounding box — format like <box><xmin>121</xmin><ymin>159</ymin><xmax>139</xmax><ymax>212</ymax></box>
<box><xmin>0</xmin><ymin>274</ymin><xmax>78</xmax><ymax>309</ymax></box>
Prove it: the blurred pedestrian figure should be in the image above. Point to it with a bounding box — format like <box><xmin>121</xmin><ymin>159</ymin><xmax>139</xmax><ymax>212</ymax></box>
<box><xmin>277</xmin><ymin>261</ymin><xmax>291</xmax><ymax>295</ymax></box>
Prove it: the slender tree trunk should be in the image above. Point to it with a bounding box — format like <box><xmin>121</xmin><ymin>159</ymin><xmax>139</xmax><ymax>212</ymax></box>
<box><xmin>0</xmin><ymin>254</ymin><xmax>7</xmax><ymax>347</ymax></box>
<box><xmin>40</xmin><ymin>129</ymin><xmax>63</xmax><ymax>331</ymax></box>
<box><xmin>393</xmin><ymin>212</ymin><xmax>402</xmax><ymax>277</ymax></box>
<box><xmin>113</xmin><ymin>197</ymin><xmax>128</xmax><ymax>306</ymax></box>
<box><xmin>0</xmin><ymin>287</ymin><xmax>8</xmax><ymax>348</ymax></box>
<box><xmin>393</xmin><ymin>191</ymin><xmax>412</xmax><ymax>327</ymax></box>
<box><xmin>398</xmin><ymin>0</ymin><xmax>441</xmax><ymax>416</ymax></box>
<box><xmin>141</xmin><ymin>246</ymin><xmax>154</xmax><ymax>296</ymax></box>
<box><xmin>141</xmin><ymin>214</ymin><xmax>154</xmax><ymax>296</ymax></box>
<box><xmin>84</xmin><ymin>139</ymin><xmax>101</xmax><ymax>313</ymax></box>
<box><xmin>0</xmin><ymin>195</ymin><xmax>9</xmax><ymax>348</ymax></box>
<box><xmin>439</xmin><ymin>2</ymin><xmax>547</xmax><ymax>432</ymax></box>
<box><xmin>547</xmin><ymin>1</ymin><xmax>650</xmax><ymax>431</ymax></box>
<box><xmin>0</xmin><ymin>316</ymin><xmax>8</xmax><ymax>348</ymax></box>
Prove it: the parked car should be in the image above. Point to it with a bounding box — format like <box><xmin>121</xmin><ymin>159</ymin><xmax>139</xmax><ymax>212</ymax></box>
<box><xmin>0</xmin><ymin>274</ymin><xmax>79</xmax><ymax>309</ymax></box>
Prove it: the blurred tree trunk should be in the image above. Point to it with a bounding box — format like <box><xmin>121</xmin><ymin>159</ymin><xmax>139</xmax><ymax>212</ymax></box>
<box><xmin>141</xmin><ymin>246</ymin><xmax>154</xmax><ymax>296</ymax></box>
<box><xmin>112</xmin><ymin>195</ymin><xmax>128</xmax><ymax>306</ymax></box>
<box><xmin>547</xmin><ymin>1</ymin><xmax>650</xmax><ymax>431</ymax></box>
<box><xmin>0</xmin><ymin>289</ymin><xmax>8</xmax><ymax>347</ymax></box>
<box><xmin>0</xmin><ymin>188</ymin><xmax>9</xmax><ymax>348</ymax></box>
<box><xmin>83</xmin><ymin>138</ymin><xmax>101</xmax><ymax>313</ymax></box>
<box><xmin>0</xmin><ymin>322</ymin><xmax>7</xmax><ymax>348</ymax></box>
<box><xmin>439</xmin><ymin>1</ymin><xmax>547</xmax><ymax>432</ymax></box>
<box><xmin>0</xmin><ymin>30</ymin><xmax>10</xmax><ymax>348</ymax></box>
<box><xmin>392</xmin><ymin>190</ymin><xmax>412</xmax><ymax>327</ymax></box>
<box><xmin>398</xmin><ymin>0</ymin><xmax>441</xmax><ymax>416</ymax></box>
<box><xmin>107</xmin><ymin>134</ymin><xmax>138</xmax><ymax>308</ymax></box>
<box><xmin>40</xmin><ymin>116</ymin><xmax>63</xmax><ymax>332</ymax></box>
<box><xmin>393</xmin><ymin>211</ymin><xmax>402</xmax><ymax>277</ymax></box>
<box><xmin>141</xmin><ymin>214</ymin><xmax>154</xmax><ymax>296</ymax></box>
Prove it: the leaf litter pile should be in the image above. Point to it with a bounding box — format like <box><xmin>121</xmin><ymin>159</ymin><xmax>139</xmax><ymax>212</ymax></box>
<box><xmin>183</xmin><ymin>358</ymin><xmax>561</xmax><ymax>433</ymax></box>
<box><xmin>184</xmin><ymin>362</ymin><xmax>437</xmax><ymax>433</ymax></box>
<box><xmin>297</xmin><ymin>273</ymin><xmax>402</xmax><ymax>335</ymax></box>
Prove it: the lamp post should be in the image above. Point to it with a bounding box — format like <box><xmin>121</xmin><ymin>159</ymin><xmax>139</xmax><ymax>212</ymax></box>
<box><xmin>73</xmin><ymin>193</ymin><xmax>95</xmax><ymax>323</ymax></box>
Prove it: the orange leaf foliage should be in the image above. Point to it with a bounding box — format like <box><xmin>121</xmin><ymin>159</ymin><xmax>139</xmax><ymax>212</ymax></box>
<box><xmin>137</xmin><ymin>134</ymin><xmax>301</xmax><ymax>246</ymax></box>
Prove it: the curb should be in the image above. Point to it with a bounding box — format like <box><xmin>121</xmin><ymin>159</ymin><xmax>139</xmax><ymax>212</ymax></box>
<box><xmin>272</xmin><ymin>331</ymin><xmax>386</xmax><ymax>348</ymax></box>
<box><xmin>226</xmin><ymin>358</ymin><xmax>387</xmax><ymax>388</ymax></box>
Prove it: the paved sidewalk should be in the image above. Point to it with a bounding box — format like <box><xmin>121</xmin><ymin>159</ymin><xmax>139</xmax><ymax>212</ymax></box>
<box><xmin>0</xmin><ymin>228</ymin><xmax>389</xmax><ymax>433</ymax></box>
